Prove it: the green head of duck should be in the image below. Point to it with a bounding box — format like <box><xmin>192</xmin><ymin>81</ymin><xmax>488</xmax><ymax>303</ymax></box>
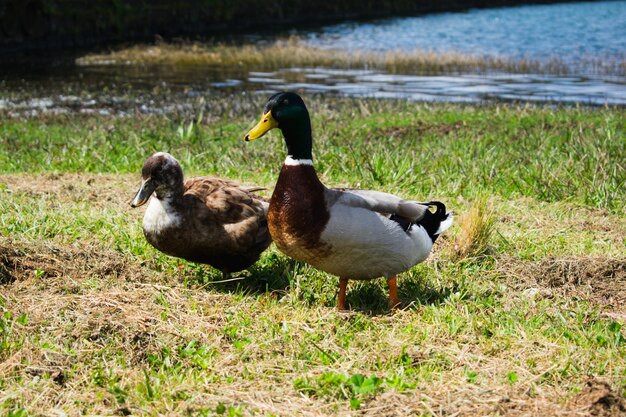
<box><xmin>245</xmin><ymin>92</ymin><xmax>313</xmax><ymax>161</ymax></box>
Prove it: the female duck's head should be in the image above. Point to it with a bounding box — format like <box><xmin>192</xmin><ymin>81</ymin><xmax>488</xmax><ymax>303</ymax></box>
<box><xmin>131</xmin><ymin>152</ymin><xmax>184</xmax><ymax>207</ymax></box>
<box><xmin>245</xmin><ymin>92</ymin><xmax>313</xmax><ymax>160</ymax></box>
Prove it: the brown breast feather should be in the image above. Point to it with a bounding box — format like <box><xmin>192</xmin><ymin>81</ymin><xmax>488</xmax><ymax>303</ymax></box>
<box><xmin>268</xmin><ymin>165</ymin><xmax>331</xmax><ymax>261</ymax></box>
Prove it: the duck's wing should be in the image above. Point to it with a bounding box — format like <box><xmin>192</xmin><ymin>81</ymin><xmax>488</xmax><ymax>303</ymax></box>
<box><xmin>329</xmin><ymin>188</ymin><xmax>431</xmax><ymax>221</ymax></box>
<box><xmin>240</xmin><ymin>186</ymin><xmax>270</xmax><ymax>218</ymax></box>
<box><xmin>185</xmin><ymin>177</ymin><xmax>267</xmax><ymax>215</ymax></box>
<box><xmin>184</xmin><ymin>177</ymin><xmax>271</xmax><ymax>249</ymax></box>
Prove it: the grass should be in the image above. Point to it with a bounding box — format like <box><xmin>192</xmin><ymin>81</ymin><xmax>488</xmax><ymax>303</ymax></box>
<box><xmin>0</xmin><ymin>96</ymin><xmax>625</xmax><ymax>416</ymax></box>
<box><xmin>453</xmin><ymin>195</ymin><xmax>496</xmax><ymax>260</ymax></box>
<box><xmin>1</xmin><ymin>96</ymin><xmax>624</xmax><ymax>213</ymax></box>
<box><xmin>75</xmin><ymin>38</ymin><xmax>626</xmax><ymax>76</ymax></box>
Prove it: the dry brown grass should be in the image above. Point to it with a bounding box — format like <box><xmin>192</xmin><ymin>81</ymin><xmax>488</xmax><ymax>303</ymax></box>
<box><xmin>1</xmin><ymin>174</ymin><xmax>625</xmax><ymax>416</ymax></box>
<box><xmin>360</xmin><ymin>379</ymin><xmax>626</xmax><ymax>417</ymax></box>
<box><xmin>0</xmin><ymin>172</ymin><xmax>136</xmax><ymax>208</ymax></box>
<box><xmin>453</xmin><ymin>195</ymin><xmax>497</xmax><ymax>261</ymax></box>
<box><xmin>497</xmin><ymin>256</ymin><xmax>626</xmax><ymax>314</ymax></box>
<box><xmin>75</xmin><ymin>38</ymin><xmax>611</xmax><ymax>75</ymax></box>
<box><xmin>3</xmin><ymin>246</ymin><xmax>625</xmax><ymax>416</ymax></box>
<box><xmin>2</xmin><ymin>235</ymin><xmax>625</xmax><ymax>416</ymax></box>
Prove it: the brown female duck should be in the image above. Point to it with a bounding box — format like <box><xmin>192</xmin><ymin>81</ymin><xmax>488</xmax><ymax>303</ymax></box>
<box><xmin>131</xmin><ymin>152</ymin><xmax>271</xmax><ymax>274</ymax></box>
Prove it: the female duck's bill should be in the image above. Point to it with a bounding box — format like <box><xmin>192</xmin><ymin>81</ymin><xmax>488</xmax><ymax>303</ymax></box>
<box><xmin>131</xmin><ymin>152</ymin><xmax>182</xmax><ymax>208</ymax></box>
<box><xmin>131</xmin><ymin>178</ymin><xmax>155</xmax><ymax>207</ymax></box>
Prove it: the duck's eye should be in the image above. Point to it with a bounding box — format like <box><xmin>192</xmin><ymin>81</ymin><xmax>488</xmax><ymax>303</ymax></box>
<box><xmin>263</xmin><ymin>119</ymin><xmax>268</xmax><ymax>122</ymax></box>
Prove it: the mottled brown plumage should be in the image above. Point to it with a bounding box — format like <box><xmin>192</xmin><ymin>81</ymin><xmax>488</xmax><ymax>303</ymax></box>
<box><xmin>131</xmin><ymin>152</ymin><xmax>271</xmax><ymax>273</ymax></box>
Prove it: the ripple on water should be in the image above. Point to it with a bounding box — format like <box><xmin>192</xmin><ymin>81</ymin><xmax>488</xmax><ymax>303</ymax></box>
<box><xmin>244</xmin><ymin>68</ymin><xmax>626</xmax><ymax>105</ymax></box>
<box><xmin>2</xmin><ymin>67</ymin><xmax>624</xmax><ymax>118</ymax></box>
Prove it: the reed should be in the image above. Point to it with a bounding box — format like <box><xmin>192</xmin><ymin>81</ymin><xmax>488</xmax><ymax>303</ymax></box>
<box><xmin>76</xmin><ymin>38</ymin><xmax>626</xmax><ymax>76</ymax></box>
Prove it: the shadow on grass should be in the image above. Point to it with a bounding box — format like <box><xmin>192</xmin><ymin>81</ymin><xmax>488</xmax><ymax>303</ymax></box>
<box><xmin>344</xmin><ymin>276</ymin><xmax>461</xmax><ymax>315</ymax></box>
<box><xmin>184</xmin><ymin>254</ymin><xmax>477</xmax><ymax>315</ymax></box>
<box><xmin>187</xmin><ymin>252</ymin><xmax>295</xmax><ymax>297</ymax></box>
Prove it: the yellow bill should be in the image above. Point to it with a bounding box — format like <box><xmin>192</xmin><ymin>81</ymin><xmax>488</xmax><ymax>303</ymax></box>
<box><xmin>244</xmin><ymin>111</ymin><xmax>278</xmax><ymax>141</ymax></box>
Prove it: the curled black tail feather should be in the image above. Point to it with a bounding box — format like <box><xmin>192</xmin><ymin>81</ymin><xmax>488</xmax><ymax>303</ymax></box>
<box><xmin>427</xmin><ymin>201</ymin><xmax>447</xmax><ymax>217</ymax></box>
<box><xmin>390</xmin><ymin>201</ymin><xmax>452</xmax><ymax>242</ymax></box>
<box><xmin>419</xmin><ymin>201</ymin><xmax>452</xmax><ymax>243</ymax></box>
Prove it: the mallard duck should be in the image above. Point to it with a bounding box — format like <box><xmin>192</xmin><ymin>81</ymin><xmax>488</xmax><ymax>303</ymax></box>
<box><xmin>130</xmin><ymin>152</ymin><xmax>271</xmax><ymax>274</ymax></box>
<box><xmin>244</xmin><ymin>92</ymin><xmax>453</xmax><ymax>310</ymax></box>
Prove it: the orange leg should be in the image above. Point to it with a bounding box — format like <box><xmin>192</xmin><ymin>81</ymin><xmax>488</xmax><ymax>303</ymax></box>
<box><xmin>387</xmin><ymin>276</ymin><xmax>401</xmax><ymax>310</ymax></box>
<box><xmin>337</xmin><ymin>277</ymin><xmax>349</xmax><ymax>311</ymax></box>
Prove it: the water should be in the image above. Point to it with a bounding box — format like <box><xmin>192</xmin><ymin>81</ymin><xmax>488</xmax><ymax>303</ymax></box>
<box><xmin>1</xmin><ymin>1</ymin><xmax>625</xmax><ymax>113</ymax></box>
<box><xmin>238</xmin><ymin>0</ymin><xmax>626</xmax><ymax>106</ymax></box>
<box><xmin>305</xmin><ymin>0</ymin><xmax>626</xmax><ymax>71</ymax></box>
<box><xmin>240</xmin><ymin>68</ymin><xmax>626</xmax><ymax>105</ymax></box>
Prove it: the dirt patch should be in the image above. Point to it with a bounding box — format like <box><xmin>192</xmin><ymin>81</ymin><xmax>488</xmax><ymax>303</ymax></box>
<box><xmin>499</xmin><ymin>256</ymin><xmax>626</xmax><ymax>312</ymax></box>
<box><xmin>356</xmin><ymin>382</ymin><xmax>626</xmax><ymax>417</ymax></box>
<box><xmin>570</xmin><ymin>379</ymin><xmax>626</xmax><ymax>417</ymax></box>
<box><xmin>0</xmin><ymin>245</ymin><xmax>20</xmax><ymax>284</ymax></box>
<box><xmin>0</xmin><ymin>173</ymin><xmax>136</xmax><ymax>208</ymax></box>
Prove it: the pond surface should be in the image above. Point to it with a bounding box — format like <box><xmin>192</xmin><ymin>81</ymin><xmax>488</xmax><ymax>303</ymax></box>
<box><xmin>304</xmin><ymin>0</ymin><xmax>626</xmax><ymax>72</ymax></box>
<box><xmin>1</xmin><ymin>1</ymin><xmax>625</xmax><ymax>112</ymax></box>
<box><xmin>240</xmin><ymin>68</ymin><xmax>625</xmax><ymax>105</ymax></box>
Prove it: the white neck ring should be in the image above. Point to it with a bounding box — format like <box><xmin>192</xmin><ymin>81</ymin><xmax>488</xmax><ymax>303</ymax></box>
<box><xmin>284</xmin><ymin>156</ymin><xmax>313</xmax><ymax>166</ymax></box>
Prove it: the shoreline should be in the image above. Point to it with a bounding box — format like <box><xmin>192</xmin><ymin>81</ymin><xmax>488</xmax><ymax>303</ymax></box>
<box><xmin>0</xmin><ymin>0</ymin><xmax>611</xmax><ymax>57</ymax></box>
